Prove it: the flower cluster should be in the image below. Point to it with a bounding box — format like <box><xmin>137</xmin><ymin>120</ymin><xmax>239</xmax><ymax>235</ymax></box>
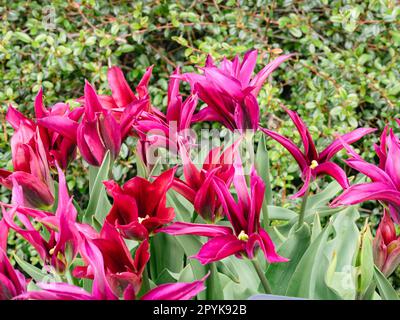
<box><xmin>0</xmin><ymin>49</ymin><xmax>396</xmax><ymax>300</ymax></box>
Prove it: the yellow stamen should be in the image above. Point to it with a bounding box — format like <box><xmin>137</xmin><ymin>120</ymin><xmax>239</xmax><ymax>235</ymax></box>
<box><xmin>310</xmin><ymin>160</ymin><xmax>319</xmax><ymax>169</ymax></box>
<box><xmin>138</xmin><ymin>215</ymin><xmax>150</xmax><ymax>224</ymax></box>
<box><xmin>49</xmin><ymin>247</ymin><xmax>56</xmax><ymax>255</ymax></box>
<box><xmin>238</xmin><ymin>230</ymin><xmax>249</xmax><ymax>241</ymax></box>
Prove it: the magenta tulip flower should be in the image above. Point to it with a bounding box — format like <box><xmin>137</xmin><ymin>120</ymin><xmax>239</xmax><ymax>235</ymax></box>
<box><xmin>2</xmin><ymin>165</ymin><xmax>84</xmax><ymax>272</ymax></box>
<box><xmin>0</xmin><ymin>122</ymin><xmax>54</xmax><ymax>208</ymax></box>
<box><xmin>180</xmin><ymin>50</ymin><xmax>293</xmax><ymax>132</ymax></box>
<box><xmin>260</xmin><ymin>106</ymin><xmax>376</xmax><ymax>198</ymax></box>
<box><xmin>171</xmin><ymin>140</ymin><xmax>239</xmax><ymax>222</ymax></box>
<box><xmin>0</xmin><ymin>248</ymin><xmax>27</xmax><ymax>300</ymax></box>
<box><xmin>73</xmin><ymin>221</ymin><xmax>150</xmax><ymax>298</ymax></box>
<box><xmin>159</xmin><ymin>162</ymin><xmax>287</xmax><ymax>265</ymax></box>
<box><xmin>135</xmin><ymin>68</ymin><xmax>198</xmax><ymax>157</ymax></box>
<box><xmin>373</xmin><ymin>210</ymin><xmax>400</xmax><ymax>277</ymax></box>
<box><xmin>104</xmin><ymin>168</ymin><xmax>176</xmax><ymax>240</ymax></box>
<box><xmin>7</xmin><ymin>89</ymin><xmax>84</xmax><ymax>169</ymax></box>
<box><xmin>331</xmin><ymin>129</ymin><xmax>400</xmax><ymax>223</ymax></box>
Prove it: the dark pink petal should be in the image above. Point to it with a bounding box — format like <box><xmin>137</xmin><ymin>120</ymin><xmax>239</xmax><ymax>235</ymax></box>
<box><xmin>204</xmin><ymin>68</ymin><xmax>244</xmax><ymax>101</ymax></box>
<box><xmin>79</xmin><ymin>237</ymin><xmax>117</xmax><ymax>300</ymax></box>
<box><xmin>283</xmin><ymin>106</ymin><xmax>318</xmax><ymax>161</ymax></box>
<box><xmin>313</xmin><ymin>161</ymin><xmax>349</xmax><ymax>190</ymax></box>
<box><xmin>250</xmin><ymin>54</ymin><xmax>294</xmax><ymax>96</ymax></box>
<box><xmin>141</xmin><ymin>274</ymin><xmax>208</xmax><ymax>300</ymax></box>
<box><xmin>107</xmin><ymin>66</ymin><xmax>137</xmax><ymax>107</ymax></box>
<box><xmin>248</xmin><ymin>167</ymin><xmax>265</xmax><ymax>234</ymax></box>
<box><xmin>158</xmin><ymin>222</ymin><xmax>233</xmax><ymax>237</ymax></box>
<box><xmin>16</xmin><ymin>283</ymin><xmax>93</xmax><ymax>300</ymax></box>
<box><xmin>133</xmin><ymin>239</ymin><xmax>150</xmax><ymax>276</ymax></box>
<box><xmin>192</xmin><ymin>235</ymin><xmax>245</xmax><ymax>264</ymax></box>
<box><xmin>290</xmin><ymin>166</ymin><xmax>312</xmax><ymax>199</ymax></box>
<box><xmin>319</xmin><ymin>128</ymin><xmax>376</xmax><ymax>162</ymax></box>
<box><xmin>34</xmin><ymin>88</ymin><xmax>48</xmax><ymax>119</ymax></box>
<box><xmin>37</xmin><ymin>116</ymin><xmax>78</xmax><ymax>141</ymax></box>
<box><xmin>238</xmin><ymin>50</ymin><xmax>258</xmax><ymax>85</ymax></box>
<box><xmin>84</xmin><ymin>81</ymin><xmax>104</xmax><ymax>121</ymax></box>
<box><xmin>6</xmin><ymin>106</ymin><xmax>31</xmax><ymax>130</ymax></box>
<box><xmin>260</xmin><ymin>127</ymin><xmax>308</xmax><ymax>171</ymax></box>
<box><xmin>259</xmin><ymin>228</ymin><xmax>289</xmax><ymax>263</ymax></box>
<box><xmin>136</xmin><ymin>65</ymin><xmax>153</xmax><ymax>100</ymax></box>
<box><xmin>346</xmin><ymin>158</ymin><xmax>394</xmax><ymax>185</ymax></box>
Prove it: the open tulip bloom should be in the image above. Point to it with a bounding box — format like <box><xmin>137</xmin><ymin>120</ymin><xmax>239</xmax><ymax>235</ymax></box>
<box><xmin>2</xmin><ymin>50</ymin><xmax>400</xmax><ymax>301</ymax></box>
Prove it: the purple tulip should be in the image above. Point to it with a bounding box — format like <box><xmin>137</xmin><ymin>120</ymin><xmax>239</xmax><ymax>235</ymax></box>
<box><xmin>260</xmin><ymin>106</ymin><xmax>376</xmax><ymax>198</ymax></box>
<box><xmin>171</xmin><ymin>140</ymin><xmax>240</xmax><ymax>222</ymax></box>
<box><xmin>7</xmin><ymin>89</ymin><xmax>84</xmax><ymax>170</ymax></box>
<box><xmin>331</xmin><ymin>128</ymin><xmax>400</xmax><ymax>223</ymax></box>
<box><xmin>0</xmin><ymin>121</ymin><xmax>54</xmax><ymax>208</ymax></box>
<box><xmin>159</xmin><ymin>159</ymin><xmax>287</xmax><ymax>265</ymax></box>
<box><xmin>180</xmin><ymin>50</ymin><xmax>294</xmax><ymax>132</ymax></box>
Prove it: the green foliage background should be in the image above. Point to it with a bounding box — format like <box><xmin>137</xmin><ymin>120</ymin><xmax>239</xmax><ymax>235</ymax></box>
<box><xmin>1</xmin><ymin>0</ymin><xmax>400</xmax><ymax>284</ymax></box>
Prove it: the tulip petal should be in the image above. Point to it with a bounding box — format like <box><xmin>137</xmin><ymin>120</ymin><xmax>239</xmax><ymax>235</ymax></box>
<box><xmin>192</xmin><ymin>235</ymin><xmax>245</xmax><ymax>264</ymax></box>
<box><xmin>313</xmin><ymin>161</ymin><xmax>349</xmax><ymax>190</ymax></box>
<box><xmin>260</xmin><ymin>127</ymin><xmax>308</xmax><ymax>171</ymax></box>
<box><xmin>141</xmin><ymin>274</ymin><xmax>208</xmax><ymax>300</ymax></box>
<box><xmin>319</xmin><ymin>128</ymin><xmax>376</xmax><ymax>162</ymax></box>
<box><xmin>107</xmin><ymin>66</ymin><xmax>137</xmax><ymax>107</ymax></box>
<box><xmin>158</xmin><ymin>222</ymin><xmax>233</xmax><ymax>237</ymax></box>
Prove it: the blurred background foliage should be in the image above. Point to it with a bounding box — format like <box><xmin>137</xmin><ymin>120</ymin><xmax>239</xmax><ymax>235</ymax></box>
<box><xmin>0</xmin><ymin>0</ymin><xmax>400</xmax><ymax>269</ymax></box>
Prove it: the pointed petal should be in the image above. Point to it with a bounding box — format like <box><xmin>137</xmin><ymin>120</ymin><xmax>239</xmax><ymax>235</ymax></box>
<box><xmin>192</xmin><ymin>235</ymin><xmax>245</xmax><ymax>264</ymax></box>
<box><xmin>141</xmin><ymin>274</ymin><xmax>208</xmax><ymax>300</ymax></box>
<box><xmin>107</xmin><ymin>66</ymin><xmax>137</xmax><ymax>107</ymax></box>
<box><xmin>250</xmin><ymin>54</ymin><xmax>294</xmax><ymax>96</ymax></box>
<box><xmin>319</xmin><ymin>128</ymin><xmax>376</xmax><ymax>162</ymax></box>
<box><xmin>158</xmin><ymin>222</ymin><xmax>233</xmax><ymax>237</ymax></box>
<box><xmin>313</xmin><ymin>161</ymin><xmax>349</xmax><ymax>189</ymax></box>
<box><xmin>37</xmin><ymin>116</ymin><xmax>78</xmax><ymax>141</ymax></box>
<box><xmin>260</xmin><ymin>127</ymin><xmax>308</xmax><ymax>170</ymax></box>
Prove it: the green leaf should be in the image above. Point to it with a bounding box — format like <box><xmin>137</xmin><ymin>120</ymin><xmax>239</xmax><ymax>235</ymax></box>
<box><xmin>255</xmin><ymin>133</ymin><xmax>272</xmax><ymax>206</ymax></box>
<box><xmin>150</xmin><ymin>233</ymin><xmax>184</xmax><ymax>280</ymax></box>
<box><xmin>268</xmin><ymin>206</ymin><xmax>297</xmax><ymax>221</ymax></box>
<box><xmin>374</xmin><ymin>266</ymin><xmax>399</xmax><ymax>300</ymax></box>
<box><xmin>286</xmin><ymin>223</ymin><xmax>342</xmax><ymax>299</ymax></box>
<box><xmin>14</xmin><ymin>31</ymin><xmax>32</xmax><ymax>43</ymax></box>
<box><xmin>266</xmin><ymin>223</ymin><xmax>311</xmax><ymax>295</ymax></box>
<box><xmin>206</xmin><ymin>263</ymin><xmax>224</xmax><ymax>300</ymax></box>
<box><xmin>175</xmin><ymin>235</ymin><xmax>207</xmax><ymax>300</ymax></box>
<box><xmin>83</xmin><ymin>151</ymin><xmax>112</xmax><ymax>227</ymax></box>
<box><xmin>13</xmin><ymin>254</ymin><xmax>48</xmax><ymax>282</ymax></box>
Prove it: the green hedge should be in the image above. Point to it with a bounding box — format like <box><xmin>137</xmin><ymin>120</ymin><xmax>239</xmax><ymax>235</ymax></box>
<box><xmin>1</xmin><ymin>0</ymin><xmax>399</xmax><ymax>206</ymax></box>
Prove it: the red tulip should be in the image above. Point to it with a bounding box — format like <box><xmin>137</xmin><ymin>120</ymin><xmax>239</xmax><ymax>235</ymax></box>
<box><xmin>373</xmin><ymin>210</ymin><xmax>400</xmax><ymax>276</ymax></box>
<box><xmin>104</xmin><ymin>168</ymin><xmax>176</xmax><ymax>240</ymax></box>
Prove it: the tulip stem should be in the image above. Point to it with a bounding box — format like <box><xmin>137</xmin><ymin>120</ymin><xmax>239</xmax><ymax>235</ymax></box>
<box><xmin>251</xmin><ymin>259</ymin><xmax>272</xmax><ymax>294</ymax></box>
<box><xmin>142</xmin><ymin>265</ymin><xmax>151</xmax><ymax>293</ymax></box>
<box><xmin>297</xmin><ymin>186</ymin><xmax>310</xmax><ymax>230</ymax></box>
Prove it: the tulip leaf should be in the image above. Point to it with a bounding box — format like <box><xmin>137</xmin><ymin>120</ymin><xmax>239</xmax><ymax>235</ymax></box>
<box><xmin>266</xmin><ymin>222</ymin><xmax>311</xmax><ymax>295</ymax></box>
<box><xmin>286</xmin><ymin>223</ymin><xmax>341</xmax><ymax>299</ymax></box>
<box><xmin>83</xmin><ymin>151</ymin><xmax>112</xmax><ymax>227</ymax></box>
<box><xmin>267</xmin><ymin>206</ymin><xmax>297</xmax><ymax>221</ymax></box>
<box><xmin>255</xmin><ymin>133</ymin><xmax>272</xmax><ymax>206</ymax></box>
<box><xmin>357</xmin><ymin>223</ymin><xmax>374</xmax><ymax>297</ymax></box>
<box><xmin>206</xmin><ymin>262</ymin><xmax>224</xmax><ymax>300</ymax></box>
<box><xmin>305</xmin><ymin>180</ymin><xmax>342</xmax><ymax>211</ymax></box>
<box><xmin>222</xmin><ymin>257</ymin><xmax>260</xmax><ymax>299</ymax></box>
<box><xmin>150</xmin><ymin>233</ymin><xmax>184</xmax><ymax>280</ymax></box>
<box><xmin>166</xmin><ymin>190</ymin><xmax>194</xmax><ymax>222</ymax></box>
<box><xmin>374</xmin><ymin>266</ymin><xmax>399</xmax><ymax>300</ymax></box>
<box><xmin>174</xmin><ymin>235</ymin><xmax>207</xmax><ymax>300</ymax></box>
<box><xmin>14</xmin><ymin>254</ymin><xmax>48</xmax><ymax>282</ymax></box>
